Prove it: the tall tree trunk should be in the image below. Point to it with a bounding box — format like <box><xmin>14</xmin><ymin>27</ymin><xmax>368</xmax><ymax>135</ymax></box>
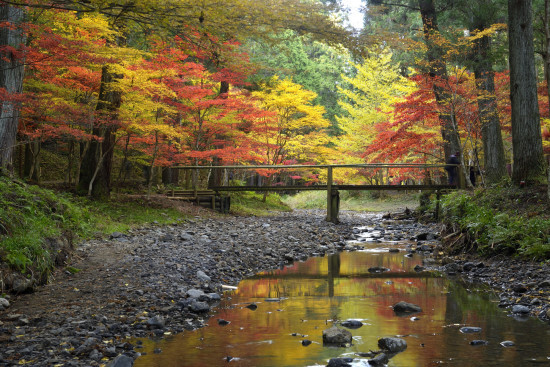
<box><xmin>78</xmin><ymin>65</ymin><xmax>122</xmax><ymax>198</ymax></box>
<box><xmin>0</xmin><ymin>5</ymin><xmax>25</xmax><ymax>171</ymax></box>
<box><xmin>471</xmin><ymin>24</ymin><xmax>508</xmax><ymax>184</ymax></box>
<box><xmin>508</xmin><ymin>0</ymin><xmax>545</xmax><ymax>184</ymax></box>
<box><xmin>418</xmin><ymin>0</ymin><xmax>461</xmax><ymax>160</ymax></box>
<box><xmin>545</xmin><ymin>0</ymin><xmax>550</xmax><ymax>114</ymax></box>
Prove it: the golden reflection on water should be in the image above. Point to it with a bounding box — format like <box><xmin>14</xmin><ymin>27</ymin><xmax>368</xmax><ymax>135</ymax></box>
<box><xmin>134</xmin><ymin>251</ymin><xmax>550</xmax><ymax>367</ymax></box>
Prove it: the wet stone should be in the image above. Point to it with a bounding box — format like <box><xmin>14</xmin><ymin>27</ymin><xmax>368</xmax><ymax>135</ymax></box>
<box><xmin>326</xmin><ymin>357</ymin><xmax>353</xmax><ymax>367</ymax></box>
<box><xmin>393</xmin><ymin>301</ymin><xmax>422</xmax><ymax>315</ymax></box>
<box><xmin>500</xmin><ymin>340</ymin><xmax>515</xmax><ymax>347</ymax></box>
<box><xmin>511</xmin><ymin>305</ymin><xmax>530</xmax><ymax>314</ymax></box>
<box><xmin>378</xmin><ymin>337</ymin><xmax>407</xmax><ymax>353</ymax></box>
<box><xmin>368</xmin><ymin>352</ymin><xmax>389</xmax><ymax>366</ymax></box>
<box><xmin>189</xmin><ymin>301</ymin><xmax>210</xmax><ymax>313</ymax></box>
<box><xmin>470</xmin><ymin>340</ymin><xmax>488</xmax><ymax>346</ymax></box>
<box><xmin>322</xmin><ymin>326</ymin><xmax>352</xmax><ymax>346</ymax></box>
<box><xmin>340</xmin><ymin>320</ymin><xmax>363</xmax><ymax>329</ymax></box>
<box><xmin>460</xmin><ymin>327</ymin><xmax>482</xmax><ymax>334</ymax></box>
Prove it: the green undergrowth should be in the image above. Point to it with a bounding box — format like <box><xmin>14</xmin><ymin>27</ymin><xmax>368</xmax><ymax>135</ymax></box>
<box><xmin>0</xmin><ymin>176</ymin><xmax>188</xmax><ymax>279</ymax></box>
<box><xmin>0</xmin><ymin>176</ymin><xmax>93</xmax><ymax>277</ymax></box>
<box><xmin>438</xmin><ymin>185</ymin><xmax>550</xmax><ymax>260</ymax></box>
<box><xmin>282</xmin><ymin>190</ymin><xmax>420</xmax><ymax>212</ymax></box>
<box><xmin>229</xmin><ymin>191</ymin><xmax>291</xmax><ymax>216</ymax></box>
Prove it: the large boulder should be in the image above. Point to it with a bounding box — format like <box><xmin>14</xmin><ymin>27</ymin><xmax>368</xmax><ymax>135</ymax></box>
<box><xmin>322</xmin><ymin>326</ymin><xmax>352</xmax><ymax>346</ymax></box>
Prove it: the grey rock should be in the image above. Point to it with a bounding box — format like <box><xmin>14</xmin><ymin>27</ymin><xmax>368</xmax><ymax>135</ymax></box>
<box><xmin>110</xmin><ymin>232</ymin><xmax>125</xmax><ymax>239</ymax></box>
<box><xmin>463</xmin><ymin>262</ymin><xmax>476</xmax><ymax>271</ymax></box>
<box><xmin>538</xmin><ymin>280</ymin><xmax>550</xmax><ymax>288</ymax></box>
<box><xmin>326</xmin><ymin>358</ymin><xmax>353</xmax><ymax>367</ymax></box>
<box><xmin>340</xmin><ymin>320</ymin><xmax>363</xmax><ymax>329</ymax></box>
<box><xmin>11</xmin><ymin>275</ymin><xmax>34</xmax><ymax>293</ymax></box>
<box><xmin>146</xmin><ymin>315</ymin><xmax>165</xmax><ymax>329</ymax></box>
<box><xmin>0</xmin><ymin>298</ymin><xmax>9</xmax><ymax>308</ymax></box>
<box><xmin>512</xmin><ymin>305</ymin><xmax>530</xmax><ymax>314</ymax></box>
<box><xmin>107</xmin><ymin>354</ymin><xmax>134</xmax><ymax>367</ymax></box>
<box><xmin>207</xmin><ymin>293</ymin><xmax>221</xmax><ymax>301</ymax></box>
<box><xmin>197</xmin><ymin>270</ymin><xmax>211</xmax><ymax>282</ymax></box>
<box><xmin>378</xmin><ymin>337</ymin><xmax>407</xmax><ymax>353</ymax></box>
<box><xmin>460</xmin><ymin>327</ymin><xmax>482</xmax><ymax>334</ymax></box>
<box><xmin>189</xmin><ymin>301</ymin><xmax>210</xmax><ymax>313</ymax></box>
<box><xmin>470</xmin><ymin>340</ymin><xmax>488</xmax><ymax>346</ymax></box>
<box><xmin>500</xmin><ymin>340</ymin><xmax>515</xmax><ymax>347</ymax></box>
<box><xmin>393</xmin><ymin>301</ymin><xmax>422</xmax><ymax>315</ymax></box>
<box><xmin>368</xmin><ymin>353</ymin><xmax>389</xmax><ymax>366</ymax></box>
<box><xmin>186</xmin><ymin>289</ymin><xmax>205</xmax><ymax>299</ymax></box>
<box><xmin>322</xmin><ymin>326</ymin><xmax>352</xmax><ymax>346</ymax></box>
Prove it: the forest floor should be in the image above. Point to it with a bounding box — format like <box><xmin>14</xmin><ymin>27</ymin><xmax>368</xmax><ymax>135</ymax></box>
<box><xmin>0</xmin><ymin>192</ymin><xmax>549</xmax><ymax>366</ymax></box>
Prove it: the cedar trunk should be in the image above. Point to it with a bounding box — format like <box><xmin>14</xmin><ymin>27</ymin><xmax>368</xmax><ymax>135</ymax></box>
<box><xmin>0</xmin><ymin>5</ymin><xmax>25</xmax><ymax>171</ymax></box>
<box><xmin>418</xmin><ymin>0</ymin><xmax>461</xmax><ymax>160</ymax></box>
<box><xmin>508</xmin><ymin>0</ymin><xmax>545</xmax><ymax>184</ymax></box>
<box><xmin>471</xmin><ymin>27</ymin><xmax>507</xmax><ymax>184</ymax></box>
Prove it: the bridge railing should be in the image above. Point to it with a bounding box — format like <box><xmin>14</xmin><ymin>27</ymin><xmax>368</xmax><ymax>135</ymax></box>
<box><xmin>172</xmin><ymin>163</ymin><xmax>463</xmax><ymax>222</ymax></box>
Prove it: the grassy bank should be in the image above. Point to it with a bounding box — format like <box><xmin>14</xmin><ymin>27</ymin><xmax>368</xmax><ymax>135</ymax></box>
<box><xmin>229</xmin><ymin>191</ymin><xmax>291</xmax><ymax>216</ymax></box>
<box><xmin>0</xmin><ymin>178</ymin><xmax>192</xmax><ymax>286</ymax></box>
<box><xmin>437</xmin><ymin>185</ymin><xmax>550</xmax><ymax>260</ymax></box>
<box><xmin>282</xmin><ymin>190</ymin><xmax>420</xmax><ymax>212</ymax></box>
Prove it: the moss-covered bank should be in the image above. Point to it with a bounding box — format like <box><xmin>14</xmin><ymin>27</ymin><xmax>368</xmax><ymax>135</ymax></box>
<box><xmin>0</xmin><ymin>177</ymin><xmax>190</xmax><ymax>292</ymax></box>
<box><xmin>436</xmin><ymin>185</ymin><xmax>550</xmax><ymax>260</ymax></box>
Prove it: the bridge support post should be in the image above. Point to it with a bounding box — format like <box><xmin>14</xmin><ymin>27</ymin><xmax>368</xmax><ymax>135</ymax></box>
<box><xmin>326</xmin><ymin>167</ymin><xmax>339</xmax><ymax>223</ymax></box>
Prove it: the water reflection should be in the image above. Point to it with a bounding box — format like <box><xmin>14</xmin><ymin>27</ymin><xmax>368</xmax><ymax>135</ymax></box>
<box><xmin>135</xmin><ymin>250</ymin><xmax>550</xmax><ymax>367</ymax></box>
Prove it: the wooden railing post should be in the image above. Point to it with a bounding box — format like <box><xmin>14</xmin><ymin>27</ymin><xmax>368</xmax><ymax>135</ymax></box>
<box><xmin>326</xmin><ymin>166</ymin><xmax>333</xmax><ymax>222</ymax></box>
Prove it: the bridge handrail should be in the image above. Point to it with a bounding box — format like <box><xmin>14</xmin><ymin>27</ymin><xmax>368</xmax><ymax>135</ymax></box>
<box><xmin>173</xmin><ymin>163</ymin><xmax>452</xmax><ymax>169</ymax></box>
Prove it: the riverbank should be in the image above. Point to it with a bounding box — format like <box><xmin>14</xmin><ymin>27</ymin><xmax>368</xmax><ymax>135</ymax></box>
<box><xmin>0</xmin><ymin>201</ymin><xmax>549</xmax><ymax>366</ymax></box>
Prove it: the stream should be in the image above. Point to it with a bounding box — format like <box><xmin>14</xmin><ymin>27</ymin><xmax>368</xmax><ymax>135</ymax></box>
<box><xmin>134</xmin><ymin>234</ymin><xmax>550</xmax><ymax>366</ymax></box>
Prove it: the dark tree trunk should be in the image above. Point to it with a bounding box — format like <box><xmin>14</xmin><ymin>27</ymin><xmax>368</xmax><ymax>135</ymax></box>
<box><xmin>418</xmin><ymin>0</ymin><xmax>461</xmax><ymax>160</ymax></box>
<box><xmin>78</xmin><ymin>65</ymin><xmax>122</xmax><ymax>198</ymax></box>
<box><xmin>544</xmin><ymin>0</ymin><xmax>550</xmax><ymax>117</ymax></box>
<box><xmin>207</xmin><ymin>80</ymin><xmax>230</xmax><ymax>188</ymax></box>
<box><xmin>471</xmin><ymin>24</ymin><xmax>508</xmax><ymax>184</ymax></box>
<box><xmin>0</xmin><ymin>5</ymin><xmax>25</xmax><ymax>171</ymax></box>
<box><xmin>508</xmin><ymin>0</ymin><xmax>545</xmax><ymax>184</ymax></box>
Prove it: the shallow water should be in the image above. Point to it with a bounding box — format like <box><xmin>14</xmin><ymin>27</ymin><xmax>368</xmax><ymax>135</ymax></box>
<box><xmin>134</xmin><ymin>243</ymin><xmax>550</xmax><ymax>366</ymax></box>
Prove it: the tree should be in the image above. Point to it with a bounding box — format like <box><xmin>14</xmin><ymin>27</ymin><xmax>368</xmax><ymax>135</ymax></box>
<box><xmin>251</xmin><ymin>77</ymin><xmax>332</xmax><ymax>193</ymax></box>
<box><xmin>245</xmin><ymin>31</ymin><xmax>351</xmax><ymax>133</ymax></box>
<box><xmin>508</xmin><ymin>0</ymin><xmax>546</xmax><ymax>184</ymax></box>
<box><xmin>336</xmin><ymin>48</ymin><xmax>415</xmax><ymax>161</ymax></box>
<box><xmin>0</xmin><ymin>4</ymin><xmax>25</xmax><ymax>172</ymax></box>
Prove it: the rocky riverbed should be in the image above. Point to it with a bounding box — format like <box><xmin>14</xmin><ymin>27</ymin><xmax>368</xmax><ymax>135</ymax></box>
<box><xmin>0</xmin><ymin>209</ymin><xmax>549</xmax><ymax>367</ymax></box>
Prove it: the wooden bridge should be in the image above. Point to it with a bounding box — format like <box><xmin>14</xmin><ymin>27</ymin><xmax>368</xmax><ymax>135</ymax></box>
<box><xmin>169</xmin><ymin>163</ymin><xmax>463</xmax><ymax>223</ymax></box>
